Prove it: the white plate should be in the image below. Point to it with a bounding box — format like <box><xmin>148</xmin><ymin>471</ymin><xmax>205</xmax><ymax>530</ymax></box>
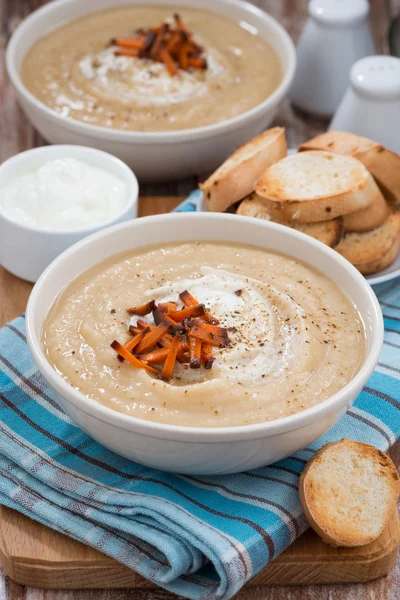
<box><xmin>194</xmin><ymin>147</ymin><xmax>400</xmax><ymax>287</ymax></box>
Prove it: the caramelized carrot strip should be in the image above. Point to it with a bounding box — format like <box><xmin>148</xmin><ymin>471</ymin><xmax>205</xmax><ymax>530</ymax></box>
<box><xmin>113</xmin><ymin>37</ymin><xmax>147</xmax><ymax>49</ymax></box>
<box><xmin>133</xmin><ymin>323</ymin><xmax>179</xmax><ymax>354</ymax></box>
<box><xmin>188</xmin><ymin>57</ymin><xmax>207</xmax><ymax>70</ymax></box>
<box><xmin>150</xmin><ymin>23</ymin><xmax>168</xmax><ymax>59</ymax></box>
<box><xmin>124</xmin><ymin>326</ymin><xmax>149</xmax><ymax>353</ymax></box>
<box><xmin>177</xmin><ymin>39</ymin><xmax>202</xmax><ymax>69</ymax></box>
<box><xmin>166</xmin><ymin>30</ymin><xmax>185</xmax><ymax>54</ymax></box>
<box><xmin>161</xmin><ymin>334</ymin><xmax>180</xmax><ymax>381</ymax></box>
<box><xmin>136</xmin><ymin>320</ymin><xmax>181</xmax><ymax>339</ymax></box>
<box><xmin>118</xmin><ymin>327</ymin><xmax>150</xmax><ymax>362</ymax></box>
<box><xmin>159</xmin><ymin>46</ymin><xmax>178</xmax><ymax>76</ymax></box>
<box><xmin>134</xmin><ymin>321</ymin><xmax>174</xmax><ymax>346</ymax></box>
<box><xmin>157</xmin><ymin>332</ymin><xmax>174</xmax><ymax>347</ymax></box>
<box><xmin>179</xmin><ymin>290</ymin><xmax>219</xmax><ymax>324</ymax></box>
<box><xmin>134</xmin><ymin>320</ymin><xmax>186</xmax><ymax>355</ymax></box>
<box><xmin>187</xmin><ymin>39</ymin><xmax>203</xmax><ymax>56</ymax></box>
<box><xmin>189</xmin><ymin>336</ymin><xmax>201</xmax><ymax>369</ymax></box>
<box><xmin>144</xmin><ymin>29</ymin><xmax>156</xmax><ymax>50</ymax></box>
<box><xmin>115</xmin><ymin>48</ymin><xmax>147</xmax><ymax>58</ymax></box>
<box><xmin>187</xmin><ymin>327</ymin><xmax>227</xmax><ymax>347</ymax></box>
<box><xmin>136</xmin><ymin>318</ymin><xmax>151</xmax><ymax>330</ymax></box>
<box><xmin>201</xmin><ymin>343</ymin><xmax>214</xmax><ymax>369</ymax></box>
<box><xmin>203</xmin><ymin>313</ymin><xmax>220</xmax><ymax>325</ymax></box>
<box><xmin>178</xmin><ymin>341</ymin><xmax>189</xmax><ymax>354</ymax></box>
<box><xmin>178</xmin><ymin>43</ymin><xmax>190</xmax><ymax>70</ymax></box>
<box><xmin>127</xmin><ymin>299</ymin><xmax>156</xmax><ymax>316</ymax></box>
<box><xmin>158</xmin><ymin>338</ymin><xmax>189</xmax><ymax>360</ymax></box>
<box><xmin>191</xmin><ymin>320</ymin><xmax>228</xmax><ymax>336</ymax></box>
<box><xmin>153</xmin><ymin>308</ymin><xmax>184</xmax><ymax>332</ymax></box>
<box><xmin>179</xmin><ymin>290</ymin><xmax>199</xmax><ymax>307</ymax></box>
<box><xmin>173</xmin><ymin>341</ymin><xmax>190</xmax><ymax>360</ymax></box>
<box><xmin>169</xmin><ymin>304</ymin><xmax>205</xmax><ymax>322</ymax></box>
<box><xmin>110</xmin><ymin>341</ymin><xmax>158</xmax><ymax>375</ymax></box>
<box><xmin>139</xmin><ymin>347</ymin><xmax>169</xmax><ymax>364</ymax></box>
<box><xmin>128</xmin><ymin>325</ymin><xmax>141</xmax><ymax>335</ymax></box>
<box><xmin>141</xmin><ymin>341</ymin><xmax>189</xmax><ymax>363</ymax></box>
<box><xmin>135</xmin><ymin>320</ymin><xmax>172</xmax><ymax>354</ymax></box>
<box><xmin>187</xmin><ymin>319</ymin><xmax>230</xmax><ymax>347</ymax></box>
<box><xmin>158</xmin><ymin>301</ymin><xmax>177</xmax><ymax>314</ymax></box>
<box><xmin>174</xmin><ymin>13</ymin><xmax>187</xmax><ymax>32</ymax></box>
<box><xmin>164</xmin><ymin>313</ymin><xmax>185</xmax><ymax>332</ymax></box>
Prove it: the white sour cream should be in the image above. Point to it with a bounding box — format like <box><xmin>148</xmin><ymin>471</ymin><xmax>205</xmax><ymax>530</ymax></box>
<box><xmin>0</xmin><ymin>158</ymin><xmax>127</xmax><ymax>230</ymax></box>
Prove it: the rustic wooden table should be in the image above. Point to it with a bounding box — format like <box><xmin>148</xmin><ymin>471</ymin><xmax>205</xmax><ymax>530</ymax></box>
<box><xmin>1</xmin><ymin>0</ymin><xmax>400</xmax><ymax>599</ymax></box>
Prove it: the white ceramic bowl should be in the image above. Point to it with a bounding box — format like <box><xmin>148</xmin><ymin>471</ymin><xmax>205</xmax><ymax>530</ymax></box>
<box><xmin>26</xmin><ymin>213</ymin><xmax>383</xmax><ymax>474</ymax></box>
<box><xmin>0</xmin><ymin>145</ymin><xmax>138</xmax><ymax>282</ymax></box>
<box><xmin>6</xmin><ymin>0</ymin><xmax>296</xmax><ymax>181</ymax></box>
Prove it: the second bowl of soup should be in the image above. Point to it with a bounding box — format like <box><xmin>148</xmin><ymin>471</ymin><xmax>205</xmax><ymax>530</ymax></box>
<box><xmin>7</xmin><ymin>0</ymin><xmax>296</xmax><ymax>179</ymax></box>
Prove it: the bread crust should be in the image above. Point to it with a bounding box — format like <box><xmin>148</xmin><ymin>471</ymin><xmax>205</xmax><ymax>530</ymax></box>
<box><xmin>343</xmin><ymin>188</ymin><xmax>390</xmax><ymax>232</ymax></box>
<box><xmin>200</xmin><ymin>127</ymin><xmax>287</xmax><ymax>213</ymax></box>
<box><xmin>299</xmin><ymin>131</ymin><xmax>377</xmax><ymax>156</ymax></box>
<box><xmin>300</xmin><ymin>131</ymin><xmax>400</xmax><ymax>204</ymax></box>
<box><xmin>336</xmin><ymin>207</ymin><xmax>400</xmax><ymax>270</ymax></box>
<box><xmin>299</xmin><ymin>439</ymin><xmax>400</xmax><ymax>547</ymax></box>
<box><xmin>237</xmin><ymin>194</ymin><xmax>343</xmax><ymax>247</ymax></box>
<box><xmin>255</xmin><ymin>151</ymin><xmax>378</xmax><ymax>222</ymax></box>
<box><xmin>354</xmin><ymin>233</ymin><xmax>400</xmax><ymax>275</ymax></box>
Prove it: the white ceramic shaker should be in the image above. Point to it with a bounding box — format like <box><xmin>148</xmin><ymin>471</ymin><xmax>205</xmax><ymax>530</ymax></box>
<box><xmin>329</xmin><ymin>55</ymin><xmax>400</xmax><ymax>154</ymax></box>
<box><xmin>290</xmin><ymin>0</ymin><xmax>375</xmax><ymax>117</ymax></box>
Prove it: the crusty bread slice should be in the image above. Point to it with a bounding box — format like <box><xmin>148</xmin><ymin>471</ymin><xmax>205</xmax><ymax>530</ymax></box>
<box><xmin>200</xmin><ymin>127</ymin><xmax>287</xmax><ymax>213</ymax></box>
<box><xmin>299</xmin><ymin>439</ymin><xmax>400</xmax><ymax>547</ymax></box>
<box><xmin>300</xmin><ymin>131</ymin><xmax>400</xmax><ymax>204</ymax></box>
<box><xmin>336</xmin><ymin>207</ymin><xmax>400</xmax><ymax>274</ymax></box>
<box><xmin>299</xmin><ymin>131</ymin><xmax>377</xmax><ymax>156</ymax></box>
<box><xmin>343</xmin><ymin>189</ymin><xmax>390</xmax><ymax>233</ymax></box>
<box><xmin>355</xmin><ymin>233</ymin><xmax>400</xmax><ymax>275</ymax></box>
<box><xmin>237</xmin><ymin>193</ymin><xmax>343</xmax><ymax>247</ymax></box>
<box><xmin>255</xmin><ymin>151</ymin><xmax>379</xmax><ymax>222</ymax></box>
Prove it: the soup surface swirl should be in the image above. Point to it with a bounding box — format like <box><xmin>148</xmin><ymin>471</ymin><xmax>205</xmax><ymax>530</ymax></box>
<box><xmin>43</xmin><ymin>242</ymin><xmax>365</xmax><ymax>427</ymax></box>
<box><xmin>21</xmin><ymin>6</ymin><xmax>282</xmax><ymax>131</ymax></box>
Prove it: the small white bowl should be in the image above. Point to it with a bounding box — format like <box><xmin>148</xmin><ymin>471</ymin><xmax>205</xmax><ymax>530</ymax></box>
<box><xmin>26</xmin><ymin>213</ymin><xmax>383</xmax><ymax>475</ymax></box>
<box><xmin>6</xmin><ymin>0</ymin><xmax>296</xmax><ymax>181</ymax></box>
<box><xmin>0</xmin><ymin>145</ymin><xmax>138</xmax><ymax>282</ymax></box>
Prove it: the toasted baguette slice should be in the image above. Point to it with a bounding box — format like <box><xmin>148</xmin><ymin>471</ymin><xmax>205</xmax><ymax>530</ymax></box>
<box><xmin>200</xmin><ymin>127</ymin><xmax>287</xmax><ymax>212</ymax></box>
<box><xmin>355</xmin><ymin>233</ymin><xmax>400</xmax><ymax>275</ymax></box>
<box><xmin>343</xmin><ymin>189</ymin><xmax>390</xmax><ymax>232</ymax></box>
<box><xmin>336</xmin><ymin>207</ymin><xmax>400</xmax><ymax>274</ymax></box>
<box><xmin>299</xmin><ymin>439</ymin><xmax>400</xmax><ymax>547</ymax></box>
<box><xmin>300</xmin><ymin>131</ymin><xmax>400</xmax><ymax>204</ymax></box>
<box><xmin>237</xmin><ymin>194</ymin><xmax>343</xmax><ymax>247</ymax></box>
<box><xmin>299</xmin><ymin>131</ymin><xmax>377</xmax><ymax>155</ymax></box>
<box><xmin>256</xmin><ymin>151</ymin><xmax>379</xmax><ymax>222</ymax></box>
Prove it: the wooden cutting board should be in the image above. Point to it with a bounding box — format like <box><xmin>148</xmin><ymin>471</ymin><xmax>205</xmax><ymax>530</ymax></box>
<box><xmin>0</xmin><ymin>506</ymin><xmax>398</xmax><ymax>589</ymax></box>
<box><xmin>0</xmin><ymin>196</ymin><xmax>399</xmax><ymax>590</ymax></box>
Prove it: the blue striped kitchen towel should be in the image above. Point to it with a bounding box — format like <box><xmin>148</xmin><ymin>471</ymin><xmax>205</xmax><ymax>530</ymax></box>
<box><xmin>0</xmin><ymin>194</ymin><xmax>399</xmax><ymax>599</ymax></box>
